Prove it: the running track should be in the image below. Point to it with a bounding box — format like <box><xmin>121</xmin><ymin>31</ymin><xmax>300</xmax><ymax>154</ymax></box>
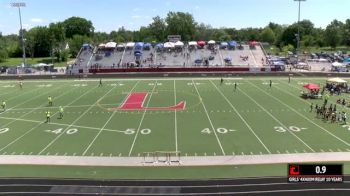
<box><xmin>0</xmin><ymin>176</ymin><xmax>349</xmax><ymax>195</ymax></box>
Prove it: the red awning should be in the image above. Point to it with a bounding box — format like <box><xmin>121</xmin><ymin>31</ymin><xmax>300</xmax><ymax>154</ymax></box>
<box><xmin>197</xmin><ymin>41</ymin><xmax>206</xmax><ymax>46</ymax></box>
<box><xmin>303</xmin><ymin>83</ymin><xmax>320</xmax><ymax>90</ymax></box>
<box><xmin>249</xmin><ymin>40</ymin><xmax>258</xmax><ymax>46</ymax></box>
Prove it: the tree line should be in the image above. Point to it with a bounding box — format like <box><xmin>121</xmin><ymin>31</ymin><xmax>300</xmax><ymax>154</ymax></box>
<box><xmin>1</xmin><ymin>11</ymin><xmax>350</xmax><ymax>63</ymax></box>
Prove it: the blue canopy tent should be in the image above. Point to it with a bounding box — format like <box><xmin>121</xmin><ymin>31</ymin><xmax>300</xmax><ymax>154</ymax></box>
<box><xmin>134</xmin><ymin>50</ymin><xmax>142</xmax><ymax>57</ymax></box>
<box><xmin>82</xmin><ymin>43</ymin><xmax>90</xmax><ymax>49</ymax></box>
<box><xmin>195</xmin><ymin>58</ymin><xmax>203</xmax><ymax>64</ymax></box>
<box><xmin>143</xmin><ymin>43</ymin><xmax>152</xmax><ymax>50</ymax></box>
<box><xmin>228</xmin><ymin>41</ymin><xmax>237</xmax><ymax>49</ymax></box>
<box><xmin>135</xmin><ymin>42</ymin><xmax>144</xmax><ymax>50</ymax></box>
<box><xmin>156</xmin><ymin>43</ymin><xmax>163</xmax><ymax>48</ymax></box>
<box><xmin>272</xmin><ymin>61</ymin><xmax>285</xmax><ymax>71</ymax></box>
<box><xmin>155</xmin><ymin>43</ymin><xmax>164</xmax><ymax>51</ymax></box>
<box><xmin>224</xmin><ymin>57</ymin><xmax>232</xmax><ymax>62</ymax></box>
<box><xmin>346</xmin><ymin>57</ymin><xmax>350</xmax><ymax>62</ymax></box>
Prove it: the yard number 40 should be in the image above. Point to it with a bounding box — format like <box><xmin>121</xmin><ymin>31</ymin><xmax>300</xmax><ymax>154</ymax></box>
<box><xmin>201</xmin><ymin>128</ymin><xmax>237</xmax><ymax>134</ymax></box>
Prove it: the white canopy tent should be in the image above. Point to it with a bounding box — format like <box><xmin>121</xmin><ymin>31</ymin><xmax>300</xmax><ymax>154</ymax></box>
<box><xmin>32</xmin><ymin>63</ymin><xmax>48</xmax><ymax>68</ymax></box>
<box><xmin>105</xmin><ymin>42</ymin><xmax>117</xmax><ymax>48</ymax></box>
<box><xmin>126</xmin><ymin>42</ymin><xmax>135</xmax><ymax>48</ymax></box>
<box><xmin>117</xmin><ymin>43</ymin><xmax>126</xmax><ymax>48</ymax></box>
<box><xmin>188</xmin><ymin>41</ymin><xmax>197</xmax><ymax>46</ymax></box>
<box><xmin>332</xmin><ymin>62</ymin><xmax>345</xmax><ymax>67</ymax></box>
<box><xmin>174</xmin><ymin>41</ymin><xmax>184</xmax><ymax>47</ymax></box>
<box><xmin>164</xmin><ymin>42</ymin><xmax>175</xmax><ymax>48</ymax></box>
<box><xmin>221</xmin><ymin>42</ymin><xmax>228</xmax><ymax>46</ymax></box>
<box><xmin>208</xmin><ymin>40</ymin><xmax>216</xmax><ymax>44</ymax></box>
<box><xmin>327</xmin><ymin>77</ymin><xmax>347</xmax><ymax>83</ymax></box>
<box><xmin>98</xmin><ymin>43</ymin><xmax>106</xmax><ymax>48</ymax></box>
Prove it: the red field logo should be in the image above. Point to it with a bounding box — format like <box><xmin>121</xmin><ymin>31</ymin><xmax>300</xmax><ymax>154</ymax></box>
<box><xmin>112</xmin><ymin>92</ymin><xmax>185</xmax><ymax>111</ymax></box>
<box><xmin>289</xmin><ymin>165</ymin><xmax>300</xmax><ymax>175</ymax></box>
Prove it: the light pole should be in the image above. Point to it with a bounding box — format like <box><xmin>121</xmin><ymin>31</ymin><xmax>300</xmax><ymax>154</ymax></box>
<box><xmin>294</xmin><ymin>0</ymin><xmax>306</xmax><ymax>65</ymax></box>
<box><xmin>11</xmin><ymin>2</ymin><xmax>26</xmax><ymax>67</ymax></box>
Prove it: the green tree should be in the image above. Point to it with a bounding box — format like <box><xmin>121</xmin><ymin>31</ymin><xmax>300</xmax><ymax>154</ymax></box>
<box><xmin>93</xmin><ymin>32</ymin><xmax>109</xmax><ymax>44</ymax></box>
<box><xmin>24</xmin><ymin>28</ymin><xmax>36</xmax><ymax>58</ymax></box>
<box><xmin>282</xmin><ymin>44</ymin><xmax>294</xmax><ymax>55</ymax></box>
<box><xmin>260</xmin><ymin>27</ymin><xmax>276</xmax><ymax>43</ymax></box>
<box><xmin>194</xmin><ymin>23</ymin><xmax>214</xmax><ymax>41</ymax></box>
<box><xmin>342</xmin><ymin>19</ymin><xmax>350</xmax><ymax>46</ymax></box>
<box><xmin>0</xmin><ymin>34</ymin><xmax>8</xmax><ymax>63</ymax></box>
<box><xmin>165</xmin><ymin>12</ymin><xmax>197</xmax><ymax>41</ymax></box>
<box><xmin>63</xmin><ymin>17</ymin><xmax>94</xmax><ymax>38</ymax></box>
<box><xmin>325</xmin><ymin>20</ymin><xmax>343</xmax><ymax>48</ymax></box>
<box><xmin>300</xmin><ymin>35</ymin><xmax>315</xmax><ymax>48</ymax></box>
<box><xmin>212</xmin><ymin>29</ymin><xmax>230</xmax><ymax>41</ymax></box>
<box><xmin>148</xmin><ymin>16</ymin><xmax>166</xmax><ymax>41</ymax></box>
<box><xmin>69</xmin><ymin>34</ymin><xmax>92</xmax><ymax>57</ymax></box>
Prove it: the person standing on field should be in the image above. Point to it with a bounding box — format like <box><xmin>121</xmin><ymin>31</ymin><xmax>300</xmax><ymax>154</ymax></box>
<box><xmin>99</xmin><ymin>78</ymin><xmax>102</xmax><ymax>87</ymax></box>
<box><xmin>59</xmin><ymin>106</ymin><xmax>64</xmax><ymax>119</ymax></box>
<box><xmin>46</xmin><ymin>110</ymin><xmax>51</xmax><ymax>123</ymax></box>
<box><xmin>1</xmin><ymin>100</ymin><xmax>6</xmax><ymax>111</ymax></box>
<box><xmin>310</xmin><ymin>103</ymin><xmax>313</xmax><ymax>112</ymax></box>
<box><xmin>48</xmin><ymin>96</ymin><xmax>53</xmax><ymax>106</ymax></box>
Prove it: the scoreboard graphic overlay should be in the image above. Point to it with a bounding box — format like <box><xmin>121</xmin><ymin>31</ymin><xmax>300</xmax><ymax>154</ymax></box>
<box><xmin>288</xmin><ymin>164</ymin><xmax>343</xmax><ymax>183</ymax></box>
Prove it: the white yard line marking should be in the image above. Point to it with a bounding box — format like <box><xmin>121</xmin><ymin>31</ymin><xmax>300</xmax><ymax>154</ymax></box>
<box><xmin>7</xmin><ymin>84</ymin><xmax>62</xmax><ymax>111</ymax></box>
<box><xmin>281</xmin><ymin>78</ymin><xmax>350</xmax><ymax>120</ymax></box>
<box><xmin>82</xmin><ymin>81</ymin><xmax>139</xmax><ymax>156</ymax></box>
<box><xmin>0</xmin><ymin>85</ymin><xmax>41</xmax><ymax>103</ymax></box>
<box><xmin>267</xmin><ymin>80</ymin><xmax>350</xmax><ymax>148</ymax></box>
<box><xmin>0</xmin><ymin>116</ymin><xmax>125</xmax><ymax>133</ymax></box>
<box><xmin>0</xmin><ymin>83</ymin><xmax>68</xmax><ymax>129</ymax></box>
<box><xmin>238</xmin><ymin>83</ymin><xmax>315</xmax><ymax>152</ymax></box>
<box><xmin>37</xmin><ymin>86</ymin><xmax>113</xmax><ymax>155</ymax></box>
<box><xmin>210</xmin><ymin>80</ymin><xmax>271</xmax><ymax>154</ymax></box>
<box><xmin>174</xmin><ymin>80</ymin><xmax>178</xmax><ymax>152</ymax></box>
<box><xmin>193</xmin><ymin>80</ymin><xmax>225</xmax><ymax>155</ymax></box>
<box><xmin>7</xmin><ymin>103</ymin><xmax>121</xmax><ymax>111</ymax></box>
<box><xmin>128</xmin><ymin>80</ymin><xmax>158</xmax><ymax>156</ymax></box>
<box><xmin>0</xmin><ymin>85</ymin><xmax>100</xmax><ymax>153</ymax></box>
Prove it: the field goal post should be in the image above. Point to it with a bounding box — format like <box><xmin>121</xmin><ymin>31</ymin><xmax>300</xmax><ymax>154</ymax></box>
<box><xmin>156</xmin><ymin>151</ymin><xmax>181</xmax><ymax>165</ymax></box>
<box><xmin>142</xmin><ymin>151</ymin><xmax>181</xmax><ymax>165</ymax></box>
<box><xmin>142</xmin><ymin>152</ymin><xmax>156</xmax><ymax>164</ymax></box>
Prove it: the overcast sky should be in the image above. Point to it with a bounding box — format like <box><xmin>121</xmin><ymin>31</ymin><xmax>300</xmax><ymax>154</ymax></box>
<box><xmin>1</xmin><ymin>0</ymin><xmax>350</xmax><ymax>35</ymax></box>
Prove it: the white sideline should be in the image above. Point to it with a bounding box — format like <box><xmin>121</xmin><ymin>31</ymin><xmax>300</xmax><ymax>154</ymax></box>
<box><xmin>0</xmin><ymin>152</ymin><xmax>349</xmax><ymax>166</ymax></box>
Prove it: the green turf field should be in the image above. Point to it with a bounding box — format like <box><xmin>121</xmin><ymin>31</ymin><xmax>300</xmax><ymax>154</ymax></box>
<box><xmin>0</xmin><ymin>77</ymin><xmax>350</xmax><ymax>159</ymax></box>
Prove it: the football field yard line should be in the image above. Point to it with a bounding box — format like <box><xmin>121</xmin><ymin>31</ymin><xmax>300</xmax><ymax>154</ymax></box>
<box><xmin>193</xmin><ymin>80</ymin><xmax>226</xmax><ymax>156</ymax></box>
<box><xmin>38</xmin><ymin>85</ymin><xmax>118</xmax><ymax>155</ymax></box>
<box><xmin>0</xmin><ymin>83</ymin><xmax>73</xmax><ymax>129</ymax></box>
<box><xmin>0</xmin><ymin>122</ymin><xmax>44</xmax><ymax>152</ymax></box>
<box><xmin>250</xmin><ymin>80</ymin><xmax>350</xmax><ymax>148</ymax></box>
<box><xmin>0</xmin><ymin>84</ymin><xmax>41</xmax><ymax>101</ymax></box>
<box><xmin>128</xmin><ymin>80</ymin><xmax>158</xmax><ymax>156</ymax></box>
<box><xmin>0</xmin><ymin>116</ymin><xmax>125</xmax><ymax>133</ymax></box>
<box><xmin>174</xmin><ymin>80</ymin><xmax>178</xmax><ymax>152</ymax></box>
<box><xmin>82</xmin><ymin>81</ymin><xmax>139</xmax><ymax>156</ymax></box>
<box><xmin>7</xmin><ymin>103</ymin><xmax>121</xmax><ymax>111</ymax></box>
<box><xmin>238</xmin><ymin>83</ymin><xmax>315</xmax><ymax>152</ymax></box>
<box><xmin>279</xmin><ymin>78</ymin><xmax>350</xmax><ymax>114</ymax></box>
<box><xmin>276</xmin><ymin>78</ymin><xmax>350</xmax><ymax>145</ymax></box>
<box><xmin>209</xmin><ymin>80</ymin><xmax>271</xmax><ymax>154</ymax></box>
<box><xmin>0</xmin><ymin>83</ymin><xmax>64</xmax><ymax>114</ymax></box>
<box><xmin>0</xmin><ymin>85</ymin><xmax>100</xmax><ymax>153</ymax></box>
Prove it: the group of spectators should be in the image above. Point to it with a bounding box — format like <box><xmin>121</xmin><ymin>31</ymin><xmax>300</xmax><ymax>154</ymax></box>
<box><xmin>314</xmin><ymin>103</ymin><xmax>347</xmax><ymax>124</ymax></box>
<box><xmin>326</xmin><ymin>83</ymin><xmax>348</xmax><ymax>95</ymax></box>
